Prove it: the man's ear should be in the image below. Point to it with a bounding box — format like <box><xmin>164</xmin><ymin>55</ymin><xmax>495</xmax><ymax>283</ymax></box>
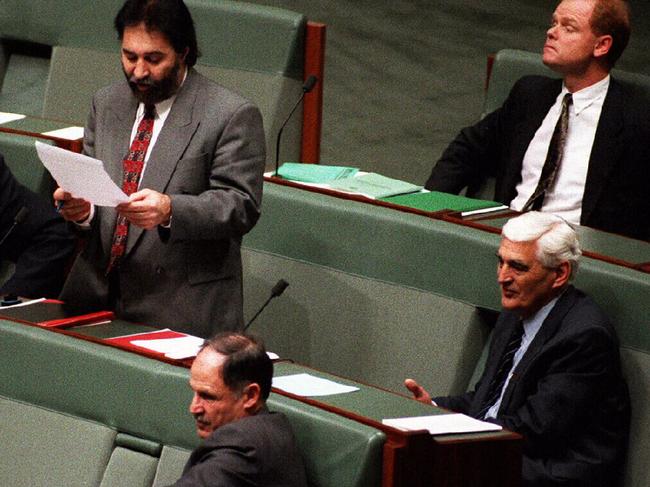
<box><xmin>552</xmin><ymin>261</ymin><xmax>571</xmax><ymax>289</ymax></box>
<box><xmin>241</xmin><ymin>383</ymin><xmax>262</xmax><ymax>412</ymax></box>
<box><xmin>594</xmin><ymin>35</ymin><xmax>613</xmax><ymax>59</ymax></box>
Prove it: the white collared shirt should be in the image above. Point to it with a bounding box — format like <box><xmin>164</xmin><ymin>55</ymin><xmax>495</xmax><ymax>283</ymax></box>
<box><xmin>484</xmin><ymin>296</ymin><xmax>560</xmax><ymax>419</ymax></box>
<box><xmin>510</xmin><ymin>75</ymin><xmax>610</xmax><ymax>224</ymax></box>
<box><xmin>129</xmin><ymin>67</ymin><xmax>187</xmax><ymax>182</ymax></box>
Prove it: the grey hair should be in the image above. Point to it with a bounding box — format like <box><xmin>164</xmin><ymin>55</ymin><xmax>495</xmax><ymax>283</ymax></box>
<box><xmin>502</xmin><ymin>212</ymin><xmax>581</xmax><ymax>280</ymax></box>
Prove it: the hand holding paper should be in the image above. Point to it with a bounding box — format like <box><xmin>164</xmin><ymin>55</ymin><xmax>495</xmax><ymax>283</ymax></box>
<box><xmin>117</xmin><ymin>189</ymin><xmax>172</xmax><ymax>230</ymax></box>
<box><xmin>36</xmin><ymin>141</ymin><xmax>128</xmax><ymax>207</ymax></box>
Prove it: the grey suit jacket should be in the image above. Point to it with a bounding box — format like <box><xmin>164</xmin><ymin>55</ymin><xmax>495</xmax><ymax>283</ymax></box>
<box><xmin>60</xmin><ymin>69</ymin><xmax>266</xmax><ymax>337</ymax></box>
<box><xmin>435</xmin><ymin>286</ymin><xmax>630</xmax><ymax>487</ymax></box>
<box><xmin>174</xmin><ymin>409</ymin><xmax>308</xmax><ymax>487</ymax></box>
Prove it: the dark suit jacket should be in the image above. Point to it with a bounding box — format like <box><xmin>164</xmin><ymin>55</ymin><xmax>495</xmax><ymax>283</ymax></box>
<box><xmin>174</xmin><ymin>409</ymin><xmax>308</xmax><ymax>487</ymax></box>
<box><xmin>434</xmin><ymin>286</ymin><xmax>630</xmax><ymax>487</ymax></box>
<box><xmin>425</xmin><ymin>75</ymin><xmax>650</xmax><ymax>241</ymax></box>
<box><xmin>0</xmin><ymin>154</ymin><xmax>74</xmax><ymax>298</ymax></box>
<box><xmin>60</xmin><ymin>69</ymin><xmax>266</xmax><ymax>337</ymax></box>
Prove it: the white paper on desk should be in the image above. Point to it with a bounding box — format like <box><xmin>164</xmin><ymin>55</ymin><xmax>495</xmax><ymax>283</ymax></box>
<box><xmin>272</xmin><ymin>373</ymin><xmax>359</xmax><ymax>396</ymax></box>
<box><xmin>42</xmin><ymin>126</ymin><xmax>84</xmax><ymax>140</ymax></box>
<box><xmin>35</xmin><ymin>141</ymin><xmax>128</xmax><ymax>207</ymax></box>
<box><xmin>0</xmin><ymin>297</ymin><xmax>46</xmax><ymax>309</ymax></box>
<box><xmin>131</xmin><ymin>335</ymin><xmax>205</xmax><ymax>359</ymax></box>
<box><xmin>0</xmin><ymin>112</ymin><xmax>26</xmax><ymax>124</ymax></box>
<box><xmin>382</xmin><ymin>413</ymin><xmax>502</xmax><ymax>435</ymax></box>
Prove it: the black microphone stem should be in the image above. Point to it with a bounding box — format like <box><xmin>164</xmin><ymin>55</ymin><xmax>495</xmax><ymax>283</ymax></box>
<box><xmin>274</xmin><ymin>75</ymin><xmax>318</xmax><ymax>177</ymax></box>
<box><xmin>275</xmin><ymin>94</ymin><xmax>306</xmax><ymax>177</ymax></box>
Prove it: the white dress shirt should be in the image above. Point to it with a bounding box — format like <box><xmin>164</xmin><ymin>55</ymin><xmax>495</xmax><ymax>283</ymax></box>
<box><xmin>510</xmin><ymin>75</ymin><xmax>610</xmax><ymax>224</ymax></box>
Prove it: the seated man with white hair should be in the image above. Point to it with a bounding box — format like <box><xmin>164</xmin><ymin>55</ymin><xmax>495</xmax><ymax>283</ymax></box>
<box><xmin>405</xmin><ymin>211</ymin><xmax>629</xmax><ymax>487</ymax></box>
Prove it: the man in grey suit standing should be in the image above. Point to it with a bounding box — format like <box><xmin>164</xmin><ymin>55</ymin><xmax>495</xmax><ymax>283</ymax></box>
<box><xmin>173</xmin><ymin>332</ymin><xmax>308</xmax><ymax>487</ymax></box>
<box><xmin>54</xmin><ymin>0</ymin><xmax>265</xmax><ymax>337</ymax></box>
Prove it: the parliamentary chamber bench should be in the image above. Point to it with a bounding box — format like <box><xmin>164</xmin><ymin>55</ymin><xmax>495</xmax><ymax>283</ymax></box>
<box><xmin>0</xmin><ymin>318</ymin><xmax>384</xmax><ymax>487</ymax></box>
<box><xmin>238</xmin><ymin>48</ymin><xmax>650</xmax><ymax>487</ymax></box>
<box><xmin>0</xmin><ymin>0</ymin><xmax>325</xmax><ymax>167</ymax></box>
<box><xmin>241</xmin><ymin>179</ymin><xmax>650</xmax><ymax>487</ymax></box>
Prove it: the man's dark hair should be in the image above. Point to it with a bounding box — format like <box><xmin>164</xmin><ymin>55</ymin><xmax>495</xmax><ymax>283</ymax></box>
<box><xmin>590</xmin><ymin>0</ymin><xmax>631</xmax><ymax>68</ymax></box>
<box><xmin>114</xmin><ymin>0</ymin><xmax>200</xmax><ymax>67</ymax></box>
<box><xmin>202</xmin><ymin>332</ymin><xmax>273</xmax><ymax>400</ymax></box>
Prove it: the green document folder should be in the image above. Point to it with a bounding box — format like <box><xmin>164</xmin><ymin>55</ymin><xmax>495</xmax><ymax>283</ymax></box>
<box><xmin>381</xmin><ymin>191</ymin><xmax>506</xmax><ymax>213</ymax></box>
<box><xmin>277</xmin><ymin>163</ymin><xmax>359</xmax><ymax>183</ymax></box>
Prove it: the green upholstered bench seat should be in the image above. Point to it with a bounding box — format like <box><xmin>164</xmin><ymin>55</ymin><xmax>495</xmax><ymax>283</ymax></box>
<box><xmin>0</xmin><ymin>0</ymin><xmax>310</xmax><ymax>166</ymax></box>
<box><xmin>241</xmin><ymin>181</ymin><xmax>650</xmax><ymax>487</ymax></box>
<box><xmin>0</xmin><ymin>319</ymin><xmax>384</xmax><ymax>487</ymax></box>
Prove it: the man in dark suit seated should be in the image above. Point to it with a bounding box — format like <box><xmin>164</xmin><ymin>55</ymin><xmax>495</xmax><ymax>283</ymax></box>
<box><xmin>405</xmin><ymin>211</ymin><xmax>630</xmax><ymax>487</ymax></box>
<box><xmin>173</xmin><ymin>332</ymin><xmax>307</xmax><ymax>487</ymax></box>
<box><xmin>53</xmin><ymin>0</ymin><xmax>265</xmax><ymax>337</ymax></box>
<box><xmin>0</xmin><ymin>153</ymin><xmax>74</xmax><ymax>299</ymax></box>
<box><xmin>425</xmin><ymin>0</ymin><xmax>649</xmax><ymax>241</ymax></box>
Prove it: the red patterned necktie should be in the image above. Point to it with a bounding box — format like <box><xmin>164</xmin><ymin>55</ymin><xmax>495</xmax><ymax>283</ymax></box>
<box><xmin>106</xmin><ymin>104</ymin><xmax>156</xmax><ymax>274</ymax></box>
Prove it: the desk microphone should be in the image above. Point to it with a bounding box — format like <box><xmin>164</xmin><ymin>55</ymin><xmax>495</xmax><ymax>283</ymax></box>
<box><xmin>274</xmin><ymin>75</ymin><xmax>318</xmax><ymax>177</ymax></box>
<box><xmin>243</xmin><ymin>279</ymin><xmax>289</xmax><ymax>332</ymax></box>
<box><xmin>0</xmin><ymin>206</ymin><xmax>30</xmax><ymax>249</ymax></box>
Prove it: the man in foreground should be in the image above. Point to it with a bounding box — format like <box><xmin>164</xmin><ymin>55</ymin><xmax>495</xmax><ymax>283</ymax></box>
<box><xmin>405</xmin><ymin>212</ymin><xmax>629</xmax><ymax>486</ymax></box>
<box><xmin>54</xmin><ymin>0</ymin><xmax>265</xmax><ymax>336</ymax></box>
<box><xmin>425</xmin><ymin>0</ymin><xmax>649</xmax><ymax>240</ymax></box>
<box><xmin>0</xmin><ymin>154</ymin><xmax>74</xmax><ymax>298</ymax></box>
<box><xmin>174</xmin><ymin>332</ymin><xmax>307</xmax><ymax>486</ymax></box>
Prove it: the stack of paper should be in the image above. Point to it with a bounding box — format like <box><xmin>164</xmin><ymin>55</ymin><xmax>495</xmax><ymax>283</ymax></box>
<box><xmin>328</xmin><ymin>173</ymin><xmax>422</xmax><ymax>199</ymax></box>
<box><xmin>382</xmin><ymin>413</ymin><xmax>502</xmax><ymax>435</ymax></box>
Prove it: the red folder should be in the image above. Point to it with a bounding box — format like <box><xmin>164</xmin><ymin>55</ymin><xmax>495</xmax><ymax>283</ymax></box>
<box><xmin>0</xmin><ymin>299</ymin><xmax>114</xmax><ymax>328</ymax></box>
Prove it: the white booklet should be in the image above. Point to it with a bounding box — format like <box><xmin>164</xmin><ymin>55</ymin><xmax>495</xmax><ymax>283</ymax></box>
<box><xmin>383</xmin><ymin>413</ymin><xmax>502</xmax><ymax>435</ymax></box>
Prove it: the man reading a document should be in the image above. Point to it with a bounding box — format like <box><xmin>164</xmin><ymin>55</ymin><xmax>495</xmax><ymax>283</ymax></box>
<box><xmin>54</xmin><ymin>0</ymin><xmax>265</xmax><ymax>337</ymax></box>
<box><xmin>405</xmin><ymin>212</ymin><xmax>629</xmax><ymax>487</ymax></box>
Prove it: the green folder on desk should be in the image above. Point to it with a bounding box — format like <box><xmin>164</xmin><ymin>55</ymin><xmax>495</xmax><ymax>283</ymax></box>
<box><xmin>381</xmin><ymin>191</ymin><xmax>507</xmax><ymax>213</ymax></box>
<box><xmin>277</xmin><ymin>162</ymin><xmax>359</xmax><ymax>183</ymax></box>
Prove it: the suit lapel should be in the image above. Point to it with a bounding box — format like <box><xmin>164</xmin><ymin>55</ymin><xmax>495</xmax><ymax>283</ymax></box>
<box><xmin>472</xmin><ymin>313</ymin><xmax>521</xmax><ymax>414</ymax></box>
<box><xmin>125</xmin><ymin>69</ymin><xmax>202</xmax><ymax>254</ymax></box>
<box><xmin>581</xmin><ymin>78</ymin><xmax>625</xmax><ymax>224</ymax></box>
<box><xmin>499</xmin><ymin>287</ymin><xmax>578</xmax><ymax>409</ymax></box>
<box><xmin>501</xmin><ymin>79</ymin><xmax>562</xmax><ymax>202</ymax></box>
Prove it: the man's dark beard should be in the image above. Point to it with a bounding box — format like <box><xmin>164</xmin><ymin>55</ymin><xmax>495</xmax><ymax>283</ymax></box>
<box><xmin>125</xmin><ymin>60</ymin><xmax>182</xmax><ymax>105</ymax></box>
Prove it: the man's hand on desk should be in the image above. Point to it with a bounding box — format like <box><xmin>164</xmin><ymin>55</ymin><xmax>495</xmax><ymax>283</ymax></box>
<box><xmin>404</xmin><ymin>378</ymin><xmax>435</xmax><ymax>405</ymax></box>
<box><xmin>117</xmin><ymin>189</ymin><xmax>171</xmax><ymax>230</ymax></box>
<box><xmin>53</xmin><ymin>188</ymin><xmax>91</xmax><ymax>223</ymax></box>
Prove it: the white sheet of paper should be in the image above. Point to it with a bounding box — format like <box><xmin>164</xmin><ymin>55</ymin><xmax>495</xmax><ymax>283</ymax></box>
<box><xmin>382</xmin><ymin>413</ymin><xmax>503</xmax><ymax>435</ymax></box>
<box><xmin>42</xmin><ymin>126</ymin><xmax>84</xmax><ymax>140</ymax></box>
<box><xmin>272</xmin><ymin>373</ymin><xmax>359</xmax><ymax>396</ymax></box>
<box><xmin>0</xmin><ymin>112</ymin><xmax>26</xmax><ymax>124</ymax></box>
<box><xmin>131</xmin><ymin>335</ymin><xmax>205</xmax><ymax>359</ymax></box>
<box><xmin>0</xmin><ymin>297</ymin><xmax>46</xmax><ymax>309</ymax></box>
<box><xmin>35</xmin><ymin>141</ymin><xmax>128</xmax><ymax>206</ymax></box>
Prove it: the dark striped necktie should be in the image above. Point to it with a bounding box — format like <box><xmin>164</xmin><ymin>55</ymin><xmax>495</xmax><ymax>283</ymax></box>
<box><xmin>477</xmin><ymin>321</ymin><xmax>525</xmax><ymax>419</ymax></box>
<box><xmin>522</xmin><ymin>93</ymin><xmax>573</xmax><ymax>212</ymax></box>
